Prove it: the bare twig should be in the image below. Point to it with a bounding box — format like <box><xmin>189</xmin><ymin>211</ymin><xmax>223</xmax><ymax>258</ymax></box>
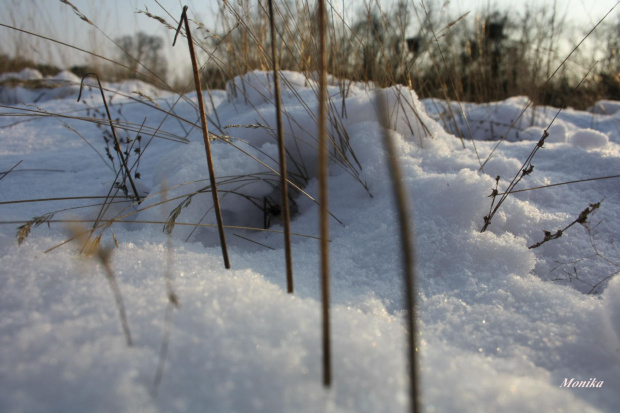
<box><xmin>481</xmin><ymin>62</ymin><xmax>597</xmax><ymax>232</ymax></box>
<box><xmin>588</xmin><ymin>270</ymin><xmax>620</xmax><ymax>294</ymax></box>
<box><xmin>233</xmin><ymin>233</ymin><xmax>276</xmax><ymax>250</ymax></box>
<box><xmin>529</xmin><ymin>202</ymin><xmax>601</xmax><ymax>249</ymax></box>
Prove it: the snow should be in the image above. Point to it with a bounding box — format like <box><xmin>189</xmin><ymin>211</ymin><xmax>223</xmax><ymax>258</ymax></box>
<box><xmin>0</xmin><ymin>69</ymin><xmax>166</xmax><ymax>106</ymax></box>
<box><xmin>1</xmin><ymin>69</ymin><xmax>619</xmax><ymax>412</ymax></box>
<box><xmin>589</xmin><ymin>99</ymin><xmax>620</xmax><ymax>115</ymax></box>
<box><xmin>0</xmin><ymin>68</ymin><xmax>44</xmax><ymax>82</ymax></box>
<box><xmin>569</xmin><ymin>129</ymin><xmax>611</xmax><ymax>150</ymax></box>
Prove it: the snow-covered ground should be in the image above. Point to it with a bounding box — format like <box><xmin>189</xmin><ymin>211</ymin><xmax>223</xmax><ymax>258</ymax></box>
<box><xmin>1</xmin><ymin>69</ymin><xmax>619</xmax><ymax>412</ymax></box>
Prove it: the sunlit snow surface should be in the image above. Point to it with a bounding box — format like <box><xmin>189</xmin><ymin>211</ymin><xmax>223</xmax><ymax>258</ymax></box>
<box><xmin>1</xmin><ymin>70</ymin><xmax>619</xmax><ymax>412</ymax></box>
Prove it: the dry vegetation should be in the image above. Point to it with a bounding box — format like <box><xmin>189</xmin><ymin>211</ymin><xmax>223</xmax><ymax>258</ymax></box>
<box><xmin>2</xmin><ymin>1</ymin><xmax>619</xmax><ymax>109</ymax></box>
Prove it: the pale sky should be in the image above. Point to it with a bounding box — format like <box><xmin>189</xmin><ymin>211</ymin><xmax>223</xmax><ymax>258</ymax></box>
<box><xmin>2</xmin><ymin>0</ymin><xmax>619</xmax><ymax>81</ymax></box>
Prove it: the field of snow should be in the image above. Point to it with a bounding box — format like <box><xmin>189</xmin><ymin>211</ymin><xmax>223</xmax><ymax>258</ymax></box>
<box><xmin>1</xmin><ymin>68</ymin><xmax>619</xmax><ymax>412</ymax></box>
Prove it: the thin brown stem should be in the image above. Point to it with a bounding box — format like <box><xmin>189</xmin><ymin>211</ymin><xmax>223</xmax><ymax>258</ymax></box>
<box><xmin>316</xmin><ymin>0</ymin><xmax>332</xmax><ymax>389</ymax></box>
<box><xmin>152</xmin><ymin>303</ymin><xmax>173</xmax><ymax>396</ymax></box>
<box><xmin>174</xmin><ymin>6</ymin><xmax>230</xmax><ymax>269</ymax></box>
<box><xmin>499</xmin><ymin>174</ymin><xmax>620</xmax><ymax>195</ymax></box>
<box><xmin>78</xmin><ymin>73</ymin><xmax>141</xmax><ymax>204</ymax></box>
<box><xmin>377</xmin><ymin>89</ymin><xmax>421</xmax><ymax>413</ymax></box>
<box><xmin>481</xmin><ymin>61</ymin><xmax>598</xmax><ymax>232</ymax></box>
<box><xmin>0</xmin><ymin>160</ymin><xmax>22</xmax><ymax>182</ymax></box>
<box><xmin>268</xmin><ymin>0</ymin><xmax>294</xmax><ymax>294</ymax></box>
<box><xmin>101</xmin><ymin>251</ymin><xmax>133</xmax><ymax>347</ymax></box>
<box><xmin>68</xmin><ymin>223</ymin><xmax>133</xmax><ymax>348</ymax></box>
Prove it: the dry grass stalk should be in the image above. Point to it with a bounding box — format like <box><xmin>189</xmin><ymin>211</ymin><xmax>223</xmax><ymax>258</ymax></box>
<box><xmin>419</xmin><ymin>1</ymin><xmax>481</xmax><ymax>167</ymax></box>
<box><xmin>152</xmin><ymin>180</ymin><xmax>180</xmax><ymax>397</ymax></box>
<box><xmin>499</xmin><ymin>174</ymin><xmax>620</xmax><ymax>195</ymax></box>
<box><xmin>529</xmin><ymin>202</ymin><xmax>601</xmax><ymax>249</ymax></box>
<box><xmin>317</xmin><ymin>0</ymin><xmax>332</xmax><ymax>389</ymax></box>
<box><xmin>174</xmin><ymin>5</ymin><xmax>230</xmax><ymax>269</ymax></box>
<box><xmin>78</xmin><ymin>73</ymin><xmax>141</xmax><ymax>204</ymax></box>
<box><xmin>16</xmin><ymin>212</ymin><xmax>55</xmax><ymax>245</ymax></box>
<box><xmin>4</xmin><ymin>218</ymin><xmax>321</xmax><ymax>247</ymax></box>
<box><xmin>68</xmin><ymin>224</ymin><xmax>133</xmax><ymax>347</ymax></box>
<box><xmin>152</xmin><ymin>303</ymin><xmax>174</xmax><ymax>397</ymax></box>
<box><xmin>98</xmin><ymin>248</ymin><xmax>133</xmax><ymax>347</ymax></box>
<box><xmin>377</xmin><ymin>89</ymin><xmax>422</xmax><ymax>413</ymax></box>
<box><xmin>268</xmin><ymin>0</ymin><xmax>294</xmax><ymax>294</ymax></box>
<box><xmin>0</xmin><ymin>160</ymin><xmax>22</xmax><ymax>182</ymax></box>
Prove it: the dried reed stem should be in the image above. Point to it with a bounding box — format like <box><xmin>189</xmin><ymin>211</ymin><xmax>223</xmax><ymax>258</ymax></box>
<box><xmin>174</xmin><ymin>6</ymin><xmax>230</xmax><ymax>269</ymax></box>
<box><xmin>268</xmin><ymin>0</ymin><xmax>294</xmax><ymax>294</ymax></box>
<box><xmin>377</xmin><ymin>89</ymin><xmax>421</xmax><ymax>413</ymax></box>
<box><xmin>317</xmin><ymin>0</ymin><xmax>332</xmax><ymax>388</ymax></box>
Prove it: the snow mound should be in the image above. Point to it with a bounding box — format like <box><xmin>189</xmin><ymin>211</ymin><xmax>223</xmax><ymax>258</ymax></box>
<box><xmin>0</xmin><ymin>68</ymin><xmax>44</xmax><ymax>82</ymax></box>
<box><xmin>0</xmin><ymin>69</ymin><xmax>167</xmax><ymax>105</ymax></box>
<box><xmin>589</xmin><ymin>100</ymin><xmax>620</xmax><ymax>115</ymax></box>
<box><xmin>48</xmin><ymin>70</ymin><xmax>81</xmax><ymax>83</ymax></box>
<box><xmin>569</xmin><ymin>129</ymin><xmax>610</xmax><ymax>150</ymax></box>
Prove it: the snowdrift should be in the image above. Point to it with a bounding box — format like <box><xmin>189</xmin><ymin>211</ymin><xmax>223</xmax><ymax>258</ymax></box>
<box><xmin>0</xmin><ymin>70</ymin><xmax>619</xmax><ymax>412</ymax></box>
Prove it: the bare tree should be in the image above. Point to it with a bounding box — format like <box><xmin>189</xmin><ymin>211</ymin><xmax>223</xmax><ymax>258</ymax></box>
<box><xmin>116</xmin><ymin>32</ymin><xmax>168</xmax><ymax>80</ymax></box>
